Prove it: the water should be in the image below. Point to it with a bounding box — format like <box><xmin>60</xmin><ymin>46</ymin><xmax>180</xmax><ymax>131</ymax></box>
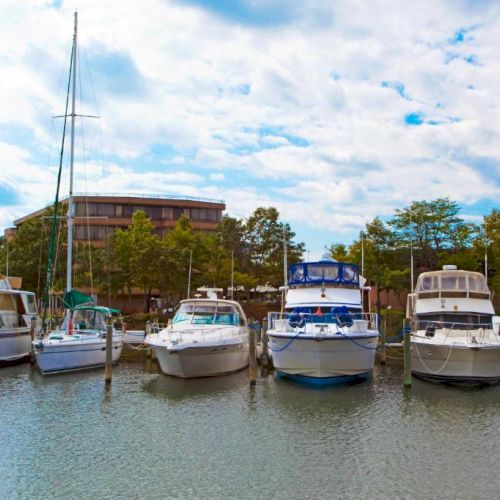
<box><xmin>1</xmin><ymin>359</ymin><xmax>500</xmax><ymax>499</ymax></box>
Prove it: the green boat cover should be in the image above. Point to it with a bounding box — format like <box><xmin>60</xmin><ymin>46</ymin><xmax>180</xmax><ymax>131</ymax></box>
<box><xmin>63</xmin><ymin>289</ymin><xmax>94</xmax><ymax>309</ymax></box>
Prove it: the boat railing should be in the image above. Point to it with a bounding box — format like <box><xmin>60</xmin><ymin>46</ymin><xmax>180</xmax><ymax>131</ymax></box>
<box><xmin>413</xmin><ymin>320</ymin><xmax>499</xmax><ymax>344</ymax></box>
<box><xmin>147</xmin><ymin>322</ymin><xmax>245</xmax><ymax>344</ymax></box>
<box><xmin>268</xmin><ymin>311</ymin><xmax>378</xmax><ymax>333</ymax></box>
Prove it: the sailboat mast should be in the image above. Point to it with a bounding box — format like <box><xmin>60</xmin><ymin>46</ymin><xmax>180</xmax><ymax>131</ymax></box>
<box><xmin>66</xmin><ymin>11</ymin><xmax>77</xmax><ymax>294</ymax></box>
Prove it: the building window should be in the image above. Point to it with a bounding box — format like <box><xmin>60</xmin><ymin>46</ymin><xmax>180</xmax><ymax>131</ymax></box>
<box><xmin>162</xmin><ymin>207</ymin><xmax>174</xmax><ymax>220</ymax></box>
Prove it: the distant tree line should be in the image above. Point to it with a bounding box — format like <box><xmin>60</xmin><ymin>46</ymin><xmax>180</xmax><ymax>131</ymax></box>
<box><xmin>0</xmin><ymin>206</ymin><xmax>304</xmax><ymax>311</ymax></box>
<box><xmin>329</xmin><ymin>198</ymin><xmax>499</xmax><ymax>313</ymax></box>
<box><xmin>0</xmin><ymin>198</ymin><xmax>498</xmax><ymax>313</ymax></box>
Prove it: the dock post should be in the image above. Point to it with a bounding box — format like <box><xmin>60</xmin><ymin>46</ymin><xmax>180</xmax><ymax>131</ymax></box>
<box><xmin>380</xmin><ymin>310</ymin><xmax>387</xmax><ymax>365</ymax></box>
<box><xmin>105</xmin><ymin>317</ymin><xmax>113</xmax><ymax>384</ymax></box>
<box><xmin>248</xmin><ymin>327</ymin><xmax>257</xmax><ymax>386</ymax></box>
<box><xmin>29</xmin><ymin>317</ymin><xmax>36</xmax><ymax>364</ymax></box>
<box><xmin>403</xmin><ymin>321</ymin><xmax>411</xmax><ymax>387</ymax></box>
<box><xmin>261</xmin><ymin>325</ymin><xmax>269</xmax><ymax>376</ymax></box>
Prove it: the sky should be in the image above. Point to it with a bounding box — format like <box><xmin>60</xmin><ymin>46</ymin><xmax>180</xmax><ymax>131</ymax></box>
<box><xmin>0</xmin><ymin>0</ymin><xmax>499</xmax><ymax>256</ymax></box>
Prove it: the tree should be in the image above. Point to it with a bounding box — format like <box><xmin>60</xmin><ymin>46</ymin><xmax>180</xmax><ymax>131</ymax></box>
<box><xmin>244</xmin><ymin>207</ymin><xmax>305</xmax><ymax>288</ymax></box>
<box><xmin>389</xmin><ymin>198</ymin><xmax>478</xmax><ymax>272</ymax></box>
<box><xmin>114</xmin><ymin>211</ymin><xmax>163</xmax><ymax>311</ymax></box>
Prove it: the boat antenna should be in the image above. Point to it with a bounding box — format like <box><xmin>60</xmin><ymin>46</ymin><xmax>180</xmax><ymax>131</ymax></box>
<box><xmin>361</xmin><ymin>230</ymin><xmax>365</xmax><ymax>278</ymax></box>
<box><xmin>283</xmin><ymin>225</ymin><xmax>288</xmax><ymax>287</ymax></box>
<box><xmin>5</xmin><ymin>238</ymin><xmax>8</xmax><ymax>278</ymax></box>
<box><xmin>230</xmin><ymin>249</ymin><xmax>234</xmax><ymax>300</ymax></box>
<box><xmin>485</xmin><ymin>244</ymin><xmax>488</xmax><ymax>285</ymax></box>
<box><xmin>410</xmin><ymin>214</ymin><xmax>414</xmax><ymax>295</ymax></box>
<box><xmin>187</xmin><ymin>249</ymin><xmax>193</xmax><ymax>299</ymax></box>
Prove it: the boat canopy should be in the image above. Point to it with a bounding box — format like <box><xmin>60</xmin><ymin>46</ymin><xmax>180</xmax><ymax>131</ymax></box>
<box><xmin>288</xmin><ymin>261</ymin><xmax>359</xmax><ymax>286</ymax></box>
<box><xmin>416</xmin><ymin>270</ymin><xmax>490</xmax><ymax>296</ymax></box>
<box><xmin>63</xmin><ymin>289</ymin><xmax>94</xmax><ymax>309</ymax></box>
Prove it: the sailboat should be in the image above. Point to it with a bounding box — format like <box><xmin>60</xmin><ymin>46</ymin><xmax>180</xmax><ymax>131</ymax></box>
<box><xmin>33</xmin><ymin>13</ymin><xmax>123</xmax><ymax>374</ymax></box>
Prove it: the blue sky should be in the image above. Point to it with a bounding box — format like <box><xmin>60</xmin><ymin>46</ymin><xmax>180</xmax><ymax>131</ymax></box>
<box><xmin>0</xmin><ymin>0</ymin><xmax>499</xmax><ymax>257</ymax></box>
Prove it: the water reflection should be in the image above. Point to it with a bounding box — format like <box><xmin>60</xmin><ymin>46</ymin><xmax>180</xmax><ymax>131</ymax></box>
<box><xmin>143</xmin><ymin>369</ymin><xmax>248</xmax><ymax>402</ymax></box>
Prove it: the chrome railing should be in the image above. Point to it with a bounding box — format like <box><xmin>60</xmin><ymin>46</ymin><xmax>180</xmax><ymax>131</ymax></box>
<box><xmin>147</xmin><ymin>322</ymin><xmax>247</xmax><ymax>344</ymax></box>
<box><xmin>413</xmin><ymin>320</ymin><xmax>499</xmax><ymax>344</ymax></box>
<box><xmin>267</xmin><ymin>311</ymin><xmax>378</xmax><ymax>333</ymax></box>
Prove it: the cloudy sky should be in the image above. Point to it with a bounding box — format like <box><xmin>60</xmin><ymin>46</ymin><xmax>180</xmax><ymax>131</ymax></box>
<box><xmin>0</xmin><ymin>0</ymin><xmax>499</xmax><ymax>255</ymax></box>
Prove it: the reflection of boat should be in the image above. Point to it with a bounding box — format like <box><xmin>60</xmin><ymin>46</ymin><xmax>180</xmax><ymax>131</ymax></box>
<box><xmin>32</xmin><ymin>14</ymin><xmax>123</xmax><ymax>374</ymax></box>
<box><xmin>408</xmin><ymin>265</ymin><xmax>500</xmax><ymax>385</ymax></box>
<box><xmin>145</xmin><ymin>298</ymin><xmax>249</xmax><ymax>378</ymax></box>
<box><xmin>267</xmin><ymin>254</ymin><xmax>379</xmax><ymax>385</ymax></box>
<box><xmin>143</xmin><ymin>370</ymin><xmax>247</xmax><ymax>401</ymax></box>
<box><xmin>0</xmin><ymin>276</ymin><xmax>37</xmax><ymax>364</ymax></box>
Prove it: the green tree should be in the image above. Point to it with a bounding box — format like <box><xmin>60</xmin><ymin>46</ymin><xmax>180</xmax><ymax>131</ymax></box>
<box><xmin>114</xmin><ymin>211</ymin><xmax>163</xmax><ymax>311</ymax></box>
<box><xmin>244</xmin><ymin>207</ymin><xmax>305</xmax><ymax>288</ymax></box>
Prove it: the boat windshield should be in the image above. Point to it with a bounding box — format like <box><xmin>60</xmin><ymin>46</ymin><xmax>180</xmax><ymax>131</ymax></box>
<box><xmin>417</xmin><ymin>313</ymin><xmax>493</xmax><ymax>329</ymax></box>
<box><xmin>418</xmin><ymin>272</ymin><xmax>489</xmax><ymax>293</ymax></box>
<box><xmin>173</xmin><ymin>302</ymin><xmax>241</xmax><ymax>326</ymax></box>
<box><xmin>62</xmin><ymin>309</ymin><xmax>107</xmax><ymax>332</ymax></box>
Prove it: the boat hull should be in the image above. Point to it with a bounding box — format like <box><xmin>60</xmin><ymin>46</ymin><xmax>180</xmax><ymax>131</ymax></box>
<box><xmin>411</xmin><ymin>341</ymin><xmax>500</xmax><ymax>384</ymax></box>
<box><xmin>267</xmin><ymin>333</ymin><xmax>378</xmax><ymax>383</ymax></box>
<box><xmin>0</xmin><ymin>328</ymin><xmax>32</xmax><ymax>364</ymax></box>
<box><xmin>34</xmin><ymin>339</ymin><xmax>123</xmax><ymax>374</ymax></box>
<box><xmin>152</xmin><ymin>342</ymin><xmax>248</xmax><ymax>378</ymax></box>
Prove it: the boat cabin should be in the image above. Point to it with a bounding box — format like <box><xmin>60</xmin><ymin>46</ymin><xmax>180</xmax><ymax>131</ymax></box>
<box><xmin>60</xmin><ymin>306</ymin><xmax>123</xmax><ymax>333</ymax></box>
<box><xmin>288</xmin><ymin>260</ymin><xmax>359</xmax><ymax>288</ymax></box>
<box><xmin>172</xmin><ymin>300</ymin><xmax>246</xmax><ymax>326</ymax></box>
<box><xmin>416</xmin><ymin>267</ymin><xmax>490</xmax><ymax>300</ymax></box>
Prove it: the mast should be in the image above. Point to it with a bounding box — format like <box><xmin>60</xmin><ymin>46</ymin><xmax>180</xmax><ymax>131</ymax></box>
<box><xmin>66</xmin><ymin>11</ymin><xmax>77</xmax><ymax>296</ymax></box>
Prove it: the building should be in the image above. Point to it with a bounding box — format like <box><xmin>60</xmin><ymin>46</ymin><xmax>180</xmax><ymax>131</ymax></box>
<box><xmin>10</xmin><ymin>193</ymin><xmax>225</xmax><ymax>243</ymax></box>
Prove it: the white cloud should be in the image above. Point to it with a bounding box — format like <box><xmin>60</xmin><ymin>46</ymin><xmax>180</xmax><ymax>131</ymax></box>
<box><xmin>0</xmin><ymin>0</ymin><xmax>499</xmax><ymax>251</ymax></box>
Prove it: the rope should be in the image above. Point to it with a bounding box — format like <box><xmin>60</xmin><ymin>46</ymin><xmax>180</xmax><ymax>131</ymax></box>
<box><xmin>268</xmin><ymin>330</ymin><xmax>304</xmax><ymax>352</ymax></box>
<box><xmin>412</xmin><ymin>338</ymin><xmax>454</xmax><ymax>375</ymax></box>
<box><xmin>335</xmin><ymin>330</ymin><xmax>377</xmax><ymax>350</ymax></box>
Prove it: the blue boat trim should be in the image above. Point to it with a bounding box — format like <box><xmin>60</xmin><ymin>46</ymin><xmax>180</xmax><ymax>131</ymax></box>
<box><xmin>277</xmin><ymin>371</ymin><xmax>371</xmax><ymax>386</ymax></box>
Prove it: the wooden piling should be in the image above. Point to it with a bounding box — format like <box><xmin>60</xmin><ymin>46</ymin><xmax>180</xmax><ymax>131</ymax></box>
<box><xmin>380</xmin><ymin>311</ymin><xmax>387</xmax><ymax>365</ymax></box>
<box><xmin>261</xmin><ymin>327</ymin><xmax>269</xmax><ymax>376</ymax></box>
<box><xmin>403</xmin><ymin>321</ymin><xmax>412</xmax><ymax>387</ymax></box>
<box><xmin>105</xmin><ymin>318</ymin><xmax>113</xmax><ymax>384</ymax></box>
<box><xmin>248</xmin><ymin>327</ymin><xmax>257</xmax><ymax>386</ymax></box>
<box><xmin>29</xmin><ymin>317</ymin><xmax>37</xmax><ymax>364</ymax></box>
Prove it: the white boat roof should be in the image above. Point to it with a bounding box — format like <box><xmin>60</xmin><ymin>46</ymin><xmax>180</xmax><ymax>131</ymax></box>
<box><xmin>285</xmin><ymin>287</ymin><xmax>361</xmax><ymax>309</ymax></box>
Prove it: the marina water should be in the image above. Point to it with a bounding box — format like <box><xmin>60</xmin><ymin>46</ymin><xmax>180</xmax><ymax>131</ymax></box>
<box><xmin>2</xmin><ymin>361</ymin><xmax>500</xmax><ymax>499</ymax></box>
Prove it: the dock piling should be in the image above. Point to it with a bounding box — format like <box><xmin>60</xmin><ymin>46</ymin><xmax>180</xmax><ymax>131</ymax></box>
<box><xmin>248</xmin><ymin>326</ymin><xmax>257</xmax><ymax>386</ymax></box>
<box><xmin>105</xmin><ymin>318</ymin><xmax>113</xmax><ymax>384</ymax></box>
<box><xmin>403</xmin><ymin>321</ymin><xmax>411</xmax><ymax>387</ymax></box>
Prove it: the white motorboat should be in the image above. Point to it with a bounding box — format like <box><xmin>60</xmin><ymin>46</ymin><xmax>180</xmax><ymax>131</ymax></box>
<box><xmin>145</xmin><ymin>299</ymin><xmax>249</xmax><ymax>378</ymax></box>
<box><xmin>0</xmin><ymin>276</ymin><xmax>37</xmax><ymax>364</ymax></box>
<box><xmin>33</xmin><ymin>13</ymin><xmax>123</xmax><ymax>374</ymax></box>
<box><xmin>408</xmin><ymin>265</ymin><xmax>500</xmax><ymax>385</ymax></box>
<box><xmin>267</xmin><ymin>255</ymin><xmax>379</xmax><ymax>385</ymax></box>
<box><xmin>34</xmin><ymin>305</ymin><xmax>123</xmax><ymax>374</ymax></box>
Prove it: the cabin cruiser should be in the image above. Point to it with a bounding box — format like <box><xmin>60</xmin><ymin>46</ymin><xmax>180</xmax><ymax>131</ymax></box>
<box><xmin>33</xmin><ymin>305</ymin><xmax>123</xmax><ymax>374</ymax></box>
<box><xmin>0</xmin><ymin>276</ymin><xmax>37</xmax><ymax>364</ymax></box>
<box><xmin>408</xmin><ymin>265</ymin><xmax>500</xmax><ymax>384</ymax></box>
<box><xmin>145</xmin><ymin>298</ymin><xmax>249</xmax><ymax>378</ymax></box>
<box><xmin>266</xmin><ymin>255</ymin><xmax>379</xmax><ymax>385</ymax></box>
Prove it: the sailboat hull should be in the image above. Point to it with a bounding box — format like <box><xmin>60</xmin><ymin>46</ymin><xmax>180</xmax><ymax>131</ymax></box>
<box><xmin>34</xmin><ymin>339</ymin><xmax>122</xmax><ymax>374</ymax></box>
<box><xmin>0</xmin><ymin>328</ymin><xmax>32</xmax><ymax>364</ymax></box>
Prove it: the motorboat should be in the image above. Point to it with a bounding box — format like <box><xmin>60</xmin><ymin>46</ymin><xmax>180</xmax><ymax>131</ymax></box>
<box><xmin>408</xmin><ymin>265</ymin><xmax>500</xmax><ymax>384</ymax></box>
<box><xmin>33</xmin><ymin>13</ymin><xmax>123</xmax><ymax>374</ymax></box>
<box><xmin>266</xmin><ymin>254</ymin><xmax>379</xmax><ymax>385</ymax></box>
<box><xmin>145</xmin><ymin>298</ymin><xmax>249</xmax><ymax>378</ymax></box>
<box><xmin>33</xmin><ymin>305</ymin><xmax>123</xmax><ymax>374</ymax></box>
<box><xmin>0</xmin><ymin>276</ymin><xmax>37</xmax><ymax>364</ymax></box>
